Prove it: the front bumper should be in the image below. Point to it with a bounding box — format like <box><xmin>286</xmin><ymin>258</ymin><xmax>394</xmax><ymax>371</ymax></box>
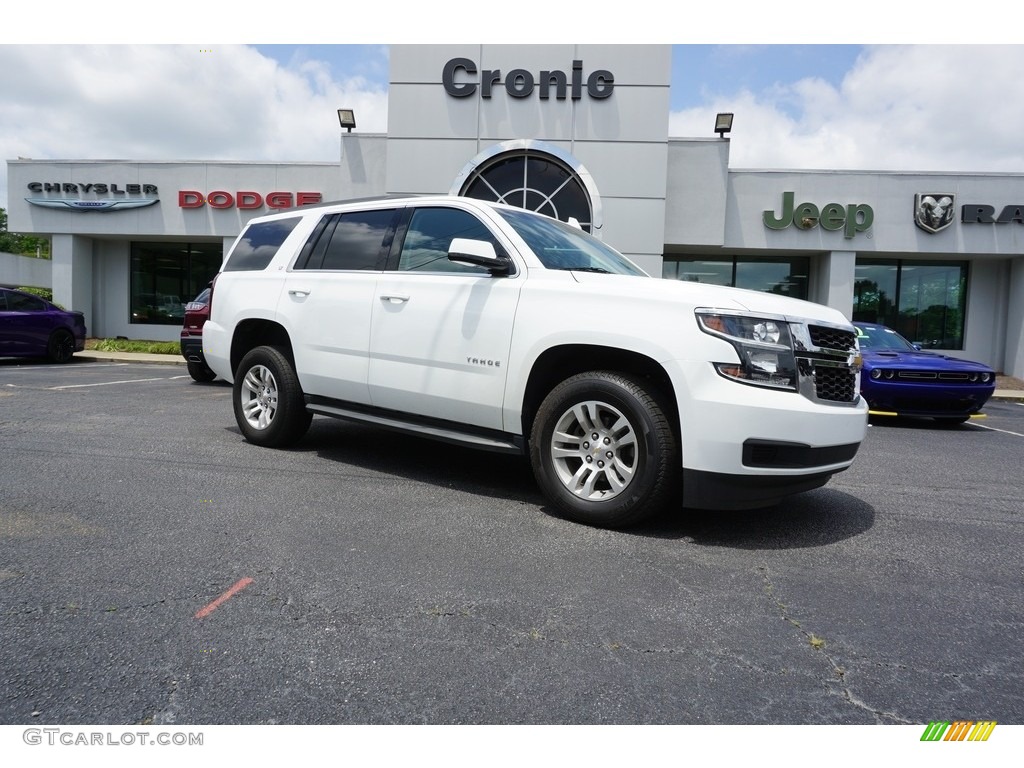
<box><xmin>668</xmin><ymin>358</ymin><xmax>868</xmax><ymax>510</ymax></box>
<box><xmin>860</xmin><ymin>381</ymin><xmax>994</xmax><ymax>417</ymax></box>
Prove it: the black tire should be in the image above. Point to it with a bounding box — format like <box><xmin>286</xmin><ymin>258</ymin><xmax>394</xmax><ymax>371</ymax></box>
<box><xmin>529</xmin><ymin>371</ymin><xmax>679</xmax><ymax>528</ymax></box>
<box><xmin>187</xmin><ymin>360</ymin><xmax>217</xmax><ymax>383</ymax></box>
<box><xmin>233</xmin><ymin>346</ymin><xmax>312</xmax><ymax>447</ymax></box>
<box><xmin>46</xmin><ymin>329</ymin><xmax>76</xmax><ymax>364</ymax></box>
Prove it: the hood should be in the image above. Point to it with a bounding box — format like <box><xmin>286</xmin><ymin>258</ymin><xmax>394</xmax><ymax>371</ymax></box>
<box><xmin>861</xmin><ymin>347</ymin><xmax>994</xmax><ymax>372</ymax></box>
<box><xmin>568</xmin><ymin>271</ymin><xmax>854</xmax><ymax>327</ymax></box>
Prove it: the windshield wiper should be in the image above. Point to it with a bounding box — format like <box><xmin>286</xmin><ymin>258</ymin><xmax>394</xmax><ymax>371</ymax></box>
<box><xmin>553</xmin><ymin>266</ymin><xmax>613</xmax><ymax>274</ymax></box>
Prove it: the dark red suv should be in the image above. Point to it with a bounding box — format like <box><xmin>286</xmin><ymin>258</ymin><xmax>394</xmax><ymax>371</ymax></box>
<box><xmin>179</xmin><ymin>287</ymin><xmax>215</xmax><ymax>381</ymax></box>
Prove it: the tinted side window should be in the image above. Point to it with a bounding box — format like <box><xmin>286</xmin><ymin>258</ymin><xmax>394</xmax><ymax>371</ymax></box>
<box><xmin>397</xmin><ymin>208</ymin><xmax>498</xmax><ymax>274</ymax></box>
<box><xmin>7</xmin><ymin>292</ymin><xmax>47</xmax><ymax>311</ymax></box>
<box><xmin>319</xmin><ymin>209</ymin><xmax>395</xmax><ymax>270</ymax></box>
<box><xmin>223</xmin><ymin>217</ymin><xmax>302</xmax><ymax>272</ymax></box>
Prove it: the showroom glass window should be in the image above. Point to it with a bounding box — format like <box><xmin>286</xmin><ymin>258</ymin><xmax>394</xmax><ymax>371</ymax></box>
<box><xmin>854</xmin><ymin>260</ymin><xmax>967</xmax><ymax>349</ymax></box>
<box><xmin>662</xmin><ymin>256</ymin><xmax>810</xmax><ymax>299</ymax></box>
<box><xmin>460</xmin><ymin>150</ymin><xmax>593</xmax><ymax>233</ymax></box>
<box><xmin>130</xmin><ymin>242</ymin><xmax>222</xmax><ymax>325</ymax></box>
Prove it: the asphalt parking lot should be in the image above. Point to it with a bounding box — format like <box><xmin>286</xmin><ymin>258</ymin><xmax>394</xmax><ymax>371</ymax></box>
<box><xmin>1</xmin><ymin>358</ymin><xmax>1022</xmax><ymax>726</ymax></box>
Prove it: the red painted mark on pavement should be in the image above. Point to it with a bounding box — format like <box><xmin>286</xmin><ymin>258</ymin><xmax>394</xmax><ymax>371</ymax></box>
<box><xmin>194</xmin><ymin>577</ymin><xmax>254</xmax><ymax>619</ymax></box>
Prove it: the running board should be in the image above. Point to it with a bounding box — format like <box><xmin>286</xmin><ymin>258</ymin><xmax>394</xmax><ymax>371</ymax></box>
<box><xmin>305</xmin><ymin>400</ymin><xmax>524</xmax><ymax>454</ymax></box>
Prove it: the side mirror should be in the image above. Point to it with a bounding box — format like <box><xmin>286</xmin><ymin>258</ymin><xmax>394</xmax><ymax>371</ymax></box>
<box><xmin>448</xmin><ymin>238</ymin><xmax>512</xmax><ymax>276</ymax></box>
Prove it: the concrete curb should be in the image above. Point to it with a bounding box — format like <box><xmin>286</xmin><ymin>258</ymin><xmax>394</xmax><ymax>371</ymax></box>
<box><xmin>993</xmin><ymin>390</ymin><xmax>1024</xmax><ymax>401</ymax></box>
<box><xmin>77</xmin><ymin>351</ymin><xmax>186</xmax><ymax>366</ymax></box>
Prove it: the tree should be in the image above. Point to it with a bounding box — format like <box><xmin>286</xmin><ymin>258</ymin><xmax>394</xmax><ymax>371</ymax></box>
<box><xmin>0</xmin><ymin>207</ymin><xmax>50</xmax><ymax>258</ymax></box>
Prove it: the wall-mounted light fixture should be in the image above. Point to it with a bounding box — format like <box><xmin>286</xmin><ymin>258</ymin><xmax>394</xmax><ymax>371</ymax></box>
<box><xmin>715</xmin><ymin>112</ymin><xmax>734</xmax><ymax>138</ymax></box>
<box><xmin>337</xmin><ymin>109</ymin><xmax>356</xmax><ymax>133</ymax></box>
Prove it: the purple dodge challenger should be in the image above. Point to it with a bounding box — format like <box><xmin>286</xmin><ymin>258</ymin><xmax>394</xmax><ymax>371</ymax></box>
<box><xmin>0</xmin><ymin>287</ymin><xmax>86</xmax><ymax>363</ymax></box>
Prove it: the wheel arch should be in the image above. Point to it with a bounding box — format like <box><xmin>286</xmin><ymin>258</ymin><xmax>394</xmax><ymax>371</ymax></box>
<box><xmin>230</xmin><ymin>319</ymin><xmax>295</xmax><ymax>378</ymax></box>
<box><xmin>521</xmin><ymin>344</ymin><xmax>679</xmax><ymax>441</ymax></box>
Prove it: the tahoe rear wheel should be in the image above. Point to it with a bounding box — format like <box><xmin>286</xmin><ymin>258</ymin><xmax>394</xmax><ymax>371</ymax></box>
<box><xmin>233</xmin><ymin>346</ymin><xmax>312</xmax><ymax>447</ymax></box>
<box><xmin>530</xmin><ymin>371</ymin><xmax>678</xmax><ymax>528</ymax></box>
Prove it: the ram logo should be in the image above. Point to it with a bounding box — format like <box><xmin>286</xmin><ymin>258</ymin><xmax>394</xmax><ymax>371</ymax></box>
<box><xmin>915</xmin><ymin>193</ymin><xmax>956</xmax><ymax>233</ymax></box>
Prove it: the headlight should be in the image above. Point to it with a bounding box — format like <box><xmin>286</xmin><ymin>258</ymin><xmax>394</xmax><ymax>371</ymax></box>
<box><xmin>696</xmin><ymin>310</ymin><xmax>797</xmax><ymax>390</ymax></box>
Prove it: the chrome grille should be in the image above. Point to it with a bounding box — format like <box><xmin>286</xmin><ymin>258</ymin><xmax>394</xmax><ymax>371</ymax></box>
<box><xmin>809</xmin><ymin>325</ymin><xmax>857</xmax><ymax>352</ymax></box>
<box><xmin>792</xmin><ymin>322</ymin><xmax>861</xmax><ymax>405</ymax></box>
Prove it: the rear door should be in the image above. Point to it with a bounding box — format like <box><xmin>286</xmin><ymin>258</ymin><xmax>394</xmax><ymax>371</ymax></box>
<box><xmin>367</xmin><ymin>205</ymin><xmax>522</xmax><ymax>430</ymax></box>
<box><xmin>280</xmin><ymin>207</ymin><xmax>398</xmax><ymax>403</ymax></box>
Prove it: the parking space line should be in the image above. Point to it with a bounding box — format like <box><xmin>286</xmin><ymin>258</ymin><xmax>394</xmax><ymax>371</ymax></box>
<box><xmin>0</xmin><ymin>362</ymin><xmax>130</xmax><ymax>373</ymax></box>
<box><xmin>194</xmin><ymin>577</ymin><xmax>254</xmax><ymax>619</ymax></box>
<box><xmin>972</xmin><ymin>423</ymin><xmax>1024</xmax><ymax>438</ymax></box>
<box><xmin>51</xmin><ymin>376</ymin><xmax>173</xmax><ymax>389</ymax></box>
<box><xmin>4</xmin><ymin>372</ymin><xmax>190</xmax><ymax>390</ymax></box>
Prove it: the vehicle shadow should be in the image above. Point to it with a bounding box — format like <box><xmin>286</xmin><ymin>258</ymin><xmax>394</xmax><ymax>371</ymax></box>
<box><xmin>283</xmin><ymin>417</ymin><xmax>545</xmax><ymax>506</ymax></box>
<box><xmin>225</xmin><ymin>416</ymin><xmax>876</xmax><ymax>547</ymax></box>
<box><xmin>630</xmin><ymin>488</ymin><xmax>876</xmax><ymax>549</ymax></box>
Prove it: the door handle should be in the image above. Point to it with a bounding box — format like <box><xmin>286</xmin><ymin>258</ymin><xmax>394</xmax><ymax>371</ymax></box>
<box><xmin>288</xmin><ymin>289</ymin><xmax>311</xmax><ymax>297</ymax></box>
<box><xmin>380</xmin><ymin>294</ymin><xmax>410</xmax><ymax>304</ymax></box>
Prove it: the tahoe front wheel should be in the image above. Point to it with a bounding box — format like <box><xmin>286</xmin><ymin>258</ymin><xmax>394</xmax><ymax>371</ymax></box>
<box><xmin>530</xmin><ymin>371</ymin><xmax>678</xmax><ymax>528</ymax></box>
<box><xmin>233</xmin><ymin>346</ymin><xmax>312</xmax><ymax>447</ymax></box>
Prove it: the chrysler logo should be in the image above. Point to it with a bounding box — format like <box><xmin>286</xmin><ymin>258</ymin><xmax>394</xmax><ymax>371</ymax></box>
<box><xmin>25</xmin><ymin>198</ymin><xmax>159</xmax><ymax>211</ymax></box>
<box><xmin>915</xmin><ymin>194</ymin><xmax>955</xmax><ymax>233</ymax></box>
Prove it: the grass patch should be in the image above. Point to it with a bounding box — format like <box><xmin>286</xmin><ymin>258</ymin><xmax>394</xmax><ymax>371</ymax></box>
<box><xmin>86</xmin><ymin>338</ymin><xmax>181</xmax><ymax>355</ymax></box>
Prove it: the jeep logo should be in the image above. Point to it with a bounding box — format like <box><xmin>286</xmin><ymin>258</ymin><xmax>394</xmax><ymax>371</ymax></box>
<box><xmin>763</xmin><ymin>191</ymin><xmax>873</xmax><ymax>239</ymax></box>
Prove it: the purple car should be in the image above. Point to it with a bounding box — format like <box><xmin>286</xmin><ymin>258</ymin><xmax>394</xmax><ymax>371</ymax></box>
<box><xmin>855</xmin><ymin>321</ymin><xmax>995</xmax><ymax>424</ymax></box>
<box><xmin>0</xmin><ymin>287</ymin><xmax>86</xmax><ymax>363</ymax></box>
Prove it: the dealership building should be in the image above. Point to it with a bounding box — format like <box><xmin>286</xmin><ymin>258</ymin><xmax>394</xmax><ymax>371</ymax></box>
<box><xmin>6</xmin><ymin>44</ymin><xmax>1024</xmax><ymax>377</ymax></box>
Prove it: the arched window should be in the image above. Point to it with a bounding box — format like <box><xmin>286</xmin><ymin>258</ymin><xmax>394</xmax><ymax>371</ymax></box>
<box><xmin>453</xmin><ymin>140</ymin><xmax>600</xmax><ymax>234</ymax></box>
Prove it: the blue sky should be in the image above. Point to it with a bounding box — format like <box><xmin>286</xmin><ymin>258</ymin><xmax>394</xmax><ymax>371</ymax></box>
<box><xmin>670</xmin><ymin>46</ymin><xmax>865</xmax><ymax>115</ymax></box>
<box><xmin>250</xmin><ymin>44</ymin><xmax>866</xmax><ymax>116</ymax></box>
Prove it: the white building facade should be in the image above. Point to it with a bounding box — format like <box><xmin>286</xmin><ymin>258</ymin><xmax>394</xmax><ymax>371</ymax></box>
<box><xmin>6</xmin><ymin>44</ymin><xmax>1024</xmax><ymax>376</ymax></box>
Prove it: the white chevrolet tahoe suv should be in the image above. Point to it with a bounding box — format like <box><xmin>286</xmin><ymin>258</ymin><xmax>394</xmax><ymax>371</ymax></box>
<box><xmin>203</xmin><ymin>195</ymin><xmax>867</xmax><ymax>528</ymax></box>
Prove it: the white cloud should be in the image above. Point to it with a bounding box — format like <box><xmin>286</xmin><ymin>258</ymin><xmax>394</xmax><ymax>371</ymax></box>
<box><xmin>0</xmin><ymin>45</ymin><xmax>389</xmax><ymax>208</ymax></box>
<box><xmin>669</xmin><ymin>45</ymin><xmax>1024</xmax><ymax>173</ymax></box>
<box><xmin>4</xmin><ymin>43</ymin><xmax>1024</xmax><ymax>211</ymax></box>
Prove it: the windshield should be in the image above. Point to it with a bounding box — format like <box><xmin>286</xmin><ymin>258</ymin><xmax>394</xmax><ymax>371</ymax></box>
<box><xmin>856</xmin><ymin>324</ymin><xmax>917</xmax><ymax>352</ymax></box>
<box><xmin>497</xmin><ymin>208</ymin><xmax>647</xmax><ymax>276</ymax></box>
